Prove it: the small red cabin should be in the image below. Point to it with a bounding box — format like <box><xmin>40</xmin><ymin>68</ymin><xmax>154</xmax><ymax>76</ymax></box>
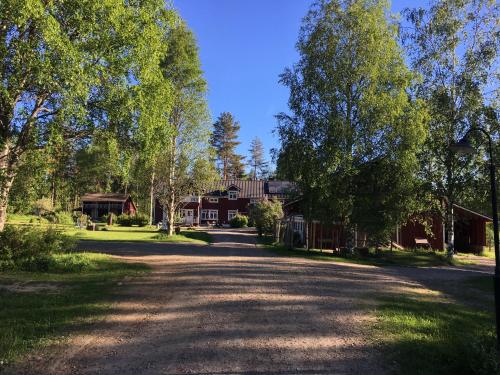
<box><xmin>81</xmin><ymin>193</ymin><xmax>137</xmax><ymax>220</ymax></box>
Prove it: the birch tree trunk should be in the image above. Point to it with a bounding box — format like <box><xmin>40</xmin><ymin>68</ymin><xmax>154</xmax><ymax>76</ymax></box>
<box><xmin>149</xmin><ymin>171</ymin><xmax>155</xmax><ymax>225</ymax></box>
<box><xmin>0</xmin><ymin>142</ymin><xmax>15</xmax><ymax>231</ymax></box>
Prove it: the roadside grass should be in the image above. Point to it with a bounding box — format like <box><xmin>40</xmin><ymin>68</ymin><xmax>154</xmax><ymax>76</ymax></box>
<box><xmin>259</xmin><ymin>239</ymin><xmax>469</xmax><ymax>267</ymax></box>
<box><xmin>0</xmin><ymin>252</ymin><xmax>149</xmax><ymax>367</ymax></box>
<box><xmin>68</xmin><ymin>225</ymin><xmax>212</xmax><ymax>244</ymax></box>
<box><xmin>5</xmin><ymin>221</ymin><xmax>212</xmax><ymax>244</ymax></box>
<box><xmin>373</xmin><ymin>276</ymin><xmax>498</xmax><ymax>375</ymax></box>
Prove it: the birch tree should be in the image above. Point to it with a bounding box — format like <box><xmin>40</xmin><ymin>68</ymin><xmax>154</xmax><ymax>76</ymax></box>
<box><xmin>154</xmin><ymin>20</ymin><xmax>215</xmax><ymax>235</ymax></box>
<box><xmin>276</xmin><ymin>0</ymin><xmax>427</xmax><ymax>246</ymax></box>
<box><xmin>403</xmin><ymin>0</ymin><xmax>499</xmax><ymax>257</ymax></box>
<box><xmin>0</xmin><ymin>0</ymin><xmax>174</xmax><ymax>230</ymax></box>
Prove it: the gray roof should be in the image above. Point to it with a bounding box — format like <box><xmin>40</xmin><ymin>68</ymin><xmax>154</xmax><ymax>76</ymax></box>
<box><xmin>81</xmin><ymin>193</ymin><xmax>130</xmax><ymax>203</ymax></box>
<box><xmin>204</xmin><ymin>180</ymin><xmax>293</xmax><ymax>199</ymax></box>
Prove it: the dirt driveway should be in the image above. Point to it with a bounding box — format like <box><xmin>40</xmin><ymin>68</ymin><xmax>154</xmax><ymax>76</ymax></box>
<box><xmin>9</xmin><ymin>229</ymin><xmax>492</xmax><ymax>375</ymax></box>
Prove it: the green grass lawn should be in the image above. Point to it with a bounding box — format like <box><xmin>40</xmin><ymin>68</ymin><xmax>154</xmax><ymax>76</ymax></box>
<box><xmin>261</xmin><ymin>239</ymin><xmax>469</xmax><ymax>267</ymax></box>
<box><xmin>373</xmin><ymin>275</ymin><xmax>498</xmax><ymax>375</ymax></box>
<box><xmin>64</xmin><ymin>225</ymin><xmax>212</xmax><ymax>244</ymax></box>
<box><xmin>6</xmin><ymin>215</ymin><xmax>212</xmax><ymax>244</ymax></box>
<box><xmin>0</xmin><ymin>253</ymin><xmax>149</xmax><ymax>367</ymax></box>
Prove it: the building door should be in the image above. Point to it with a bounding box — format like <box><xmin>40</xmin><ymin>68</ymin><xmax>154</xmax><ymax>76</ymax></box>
<box><xmin>182</xmin><ymin>209</ymin><xmax>194</xmax><ymax>225</ymax></box>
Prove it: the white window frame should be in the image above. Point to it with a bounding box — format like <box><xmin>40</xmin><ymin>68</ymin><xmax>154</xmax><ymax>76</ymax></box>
<box><xmin>208</xmin><ymin>210</ymin><xmax>218</xmax><ymax>220</ymax></box>
<box><xmin>209</xmin><ymin>197</ymin><xmax>219</xmax><ymax>203</ymax></box>
<box><xmin>228</xmin><ymin>210</ymin><xmax>238</xmax><ymax>221</ymax></box>
<box><xmin>201</xmin><ymin>210</ymin><xmax>207</xmax><ymax>220</ymax></box>
<box><xmin>190</xmin><ymin>196</ymin><xmax>199</xmax><ymax>202</ymax></box>
<box><xmin>250</xmin><ymin>198</ymin><xmax>259</xmax><ymax>204</ymax></box>
<box><xmin>228</xmin><ymin>191</ymin><xmax>238</xmax><ymax>200</ymax></box>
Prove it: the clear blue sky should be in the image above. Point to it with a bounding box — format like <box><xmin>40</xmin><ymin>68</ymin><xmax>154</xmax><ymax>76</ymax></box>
<box><xmin>174</xmin><ymin>0</ymin><xmax>422</xmax><ymax>170</ymax></box>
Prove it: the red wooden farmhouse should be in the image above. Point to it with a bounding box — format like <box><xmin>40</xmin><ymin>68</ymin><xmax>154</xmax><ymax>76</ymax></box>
<box><xmin>154</xmin><ymin>180</ymin><xmax>293</xmax><ymax>226</ymax></box>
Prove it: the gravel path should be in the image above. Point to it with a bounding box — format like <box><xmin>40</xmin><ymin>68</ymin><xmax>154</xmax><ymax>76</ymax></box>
<box><xmin>8</xmin><ymin>229</ymin><xmax>492</xmax><ymax>375</ymax></box>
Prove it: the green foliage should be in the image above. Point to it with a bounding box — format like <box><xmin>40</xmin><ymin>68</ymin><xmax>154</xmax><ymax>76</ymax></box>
<box><xmin>42</xmin><ymin>211</ymin><xmax>74</xmax><ymax>225</ymax></box>
<box><xmin>248</xmin><ymin>137</ymin><xmax>269</xmax><ymax>180</ymax></box>
<box><xmin>116</xmin><ymin>214</ymin><xmax>133</xmax><ymax>226</ymax></box>
<box><xmin>210</xmin><ymin>112</ymin><xmax>245</xmax><ymax>179</ymax></box>
<box><xmin>133</xmin><ymin>214</ymin><xmax>149</xmax><ymax>227</ymax></box>
<box><xmin>0</xmin><ymin>0</ymin><xmax>177</xmax><ymax>230</ymax></box>
<box><xmin>403</xmin><ymin>0</ymin><xmax>499</xmax><ymax>250</ymax></box>
<box><xmin>230</xmin><ymin>214</ymin><xmax>248</xmax><ymax>228</ymax></box>
<box><xmin>33</xmin><ymin>198</ymin><xmax>53</xmax><ymax>216</ymax></box>
<box><xmin>275</xmin><ymin>0</ymin><xmax>428</xmax><ymax>241</ymax></box>
<box><xmin>0</xmin><ymin>226</ymin><xmax>76</xmax><ymax>271</ymax></box>
<box><xmin>116</xmin><ymin>213</ymin><xmax>148</xmax><ymax>227</ymax></box>
<box><xmin>249</xmin><ymin>199</ymin><xmax>284</xmax><ymax>236</ymax></box>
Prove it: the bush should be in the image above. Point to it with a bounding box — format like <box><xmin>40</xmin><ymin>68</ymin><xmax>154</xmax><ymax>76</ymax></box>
<box><xmin>117</xmin><ymin>213</ymin><xmax>148</xmax><ymax>227</ymax></box>
<box><xmin>0</xmin><ymin>226</ymin><xmax>76</xmax><ymax>271</ymax></box>
<box><xmin>230</xmin><ymin>214</ymin><xmax>248</xmax><ymax>228</ymax></box>
<box><xmin>117</xmin><ymin>214</ymin><xmax>133</xmax><ymax>226</ymax></box>
<box><xmin>134</xmin><ymin>213</ymin><xmax>149</xmax><ymax>227</ymax></box>
<box><xmin>249</xmin><ymin>199</ymin><xmax>284</xmax><ymax>236</ymax></box>
<box><xmin>33</xmin><ymin>197</ymin><xmax>53</xmax><ymax>216</ymax></box>
<box><xmin>55</xmin><ymin>211</ymin><xmax>75</xmax><ymax>225</ymax></box>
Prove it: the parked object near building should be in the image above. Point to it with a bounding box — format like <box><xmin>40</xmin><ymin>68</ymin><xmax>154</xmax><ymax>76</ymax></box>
<box><xmin>154</xmin><ymin>180</ymin><xmax>294</xmax><ymax>226</ymax></box>
<box><xmin>81</xmin><ymin>193</ymin><xmax>137</xmax><ymax>220</ymax></box>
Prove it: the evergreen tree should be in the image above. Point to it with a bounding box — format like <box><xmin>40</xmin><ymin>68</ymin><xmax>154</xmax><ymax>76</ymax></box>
<box><xmin>210</xmin><ymin>112</ymin><xmax>245</xmax><ymax>179</ymax></box>
<box><xmin>248</xmin><ymin>137</ymin><xmax>269</xmax><ymax>180</ymax></box>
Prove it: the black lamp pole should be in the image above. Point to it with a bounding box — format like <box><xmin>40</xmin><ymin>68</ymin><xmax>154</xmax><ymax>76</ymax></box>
<box><xmin>451</xmin><ymin>127</ymin><xmax>500</xmax><ymax>348</ymax></box>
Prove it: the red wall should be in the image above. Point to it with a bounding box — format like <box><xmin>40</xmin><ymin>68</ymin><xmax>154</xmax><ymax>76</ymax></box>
<box><xmin>200</xmin><ymin>197</ymin><xmax>251</xmax><ymax>224</ymax></box>
<box><xmin>400</xmin><ymin>216</ymin><xmax>444</xmax><ymax>250</ymax></box>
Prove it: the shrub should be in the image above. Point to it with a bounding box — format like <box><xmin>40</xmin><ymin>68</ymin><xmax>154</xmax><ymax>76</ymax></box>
<box><xmin>230</xmin><ymin>214</ymin><xmax>248</xmax><ymax>228</ymax></box>
<box><xmin>42</xmin><ymin>211</ymin><xmax>74</xmax><ymax>225</ymax></box>
<box><xmin>55</xmin><ymin>211</ymin><xmax>74</xmax><ymax>225</ymax></box>
<box><xmin>133</xmin><ymin>213</ymin><xmax>149</xmax><ymax>227</ymax></box>
<box><xmin>117</xmin><ymin>214</ymin><xmax>133</xmax><ymax>226</ymax></box>
<box><xmin>33</xmin><ymin>198</ymin><xmax>53</xmax><ymax>216</ymax></box>
<box><xmin>117</xmin><ymin>213</ymin><xmax>148</xmax><ymax>227</ymax></box>
<box><xmin>0</xmin><ymin>226</ymin><xmax>76</xmax><ymax>271</ymax></box>
<box><xmin>249</xmin><ymin>199</ymin><xmax>284</xmax><ymax>236</ymax></box>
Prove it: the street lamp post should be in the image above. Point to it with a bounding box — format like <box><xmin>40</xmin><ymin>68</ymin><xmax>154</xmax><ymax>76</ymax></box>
<box><xmin>450</xmin><ymin>127</ymin><xmax>500</xmax><ymax>348</ymax></box>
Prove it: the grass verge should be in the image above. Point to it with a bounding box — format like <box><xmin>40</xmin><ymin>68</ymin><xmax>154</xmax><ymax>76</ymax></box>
<box><xmin>260</xmin><ymin>239</ymin><xmax>469</xmax><ymax>267</ymax></box>
<box><xmin>63</xmin><ymin>226</ymin><xmax>211</xmax><ymax>244</ymax></box>
<box><xmin>373</xmin><ymin>276</ymin><xmax>498</xmax><ymax>375</ymax></box>
<box><xmin>0</xmin><ymin>252</ymin><xmax>149</xmax><ymax>367</ymax></box>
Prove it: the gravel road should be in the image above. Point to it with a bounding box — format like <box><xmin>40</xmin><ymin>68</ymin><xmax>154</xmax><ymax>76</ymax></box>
<box><xmin>8</xmin><ymin>228</ymin><xmax>492</xmax><ymax>375</ymax></box>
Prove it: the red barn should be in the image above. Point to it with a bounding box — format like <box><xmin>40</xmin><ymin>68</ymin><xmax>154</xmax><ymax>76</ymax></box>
<box><xmin>81</xmin><ymin>193</ymin><xmax>137</xmax><ymax>220</ymax></box>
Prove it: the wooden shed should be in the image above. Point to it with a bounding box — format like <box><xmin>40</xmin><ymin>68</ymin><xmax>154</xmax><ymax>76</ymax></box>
<box><xmin>81</xmin><ymin>193</ymin><xmax>137</xmax><ymax>220</ymax></box>
<box><xmin>396</xmin><ymin>204</ymin><xmax>492</xmax><ymax>252</ymax></box>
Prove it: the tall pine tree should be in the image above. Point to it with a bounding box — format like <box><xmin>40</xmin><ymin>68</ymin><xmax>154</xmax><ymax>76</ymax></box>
<box><xmin>248</xmin><ymin>137</ymin><xmax>268</xmax><ymax>180</ymax></box>
<box><xmin>210</xmin><ymin>112</ymin><xmax>245</xmax><ymax>179</ymax></box>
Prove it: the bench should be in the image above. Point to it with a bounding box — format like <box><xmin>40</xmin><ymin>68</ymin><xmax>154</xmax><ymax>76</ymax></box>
<box><xmin>415</xmin><ymin>237</ymin><xmax>431</xmax><ymax>248</ymax></box>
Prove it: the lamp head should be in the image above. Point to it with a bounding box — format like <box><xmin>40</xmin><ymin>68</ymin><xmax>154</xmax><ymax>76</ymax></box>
<box><xmin>450</xmin><ymin>135</ymin><xmax>475</xmax><ymax>155</ymax></box>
